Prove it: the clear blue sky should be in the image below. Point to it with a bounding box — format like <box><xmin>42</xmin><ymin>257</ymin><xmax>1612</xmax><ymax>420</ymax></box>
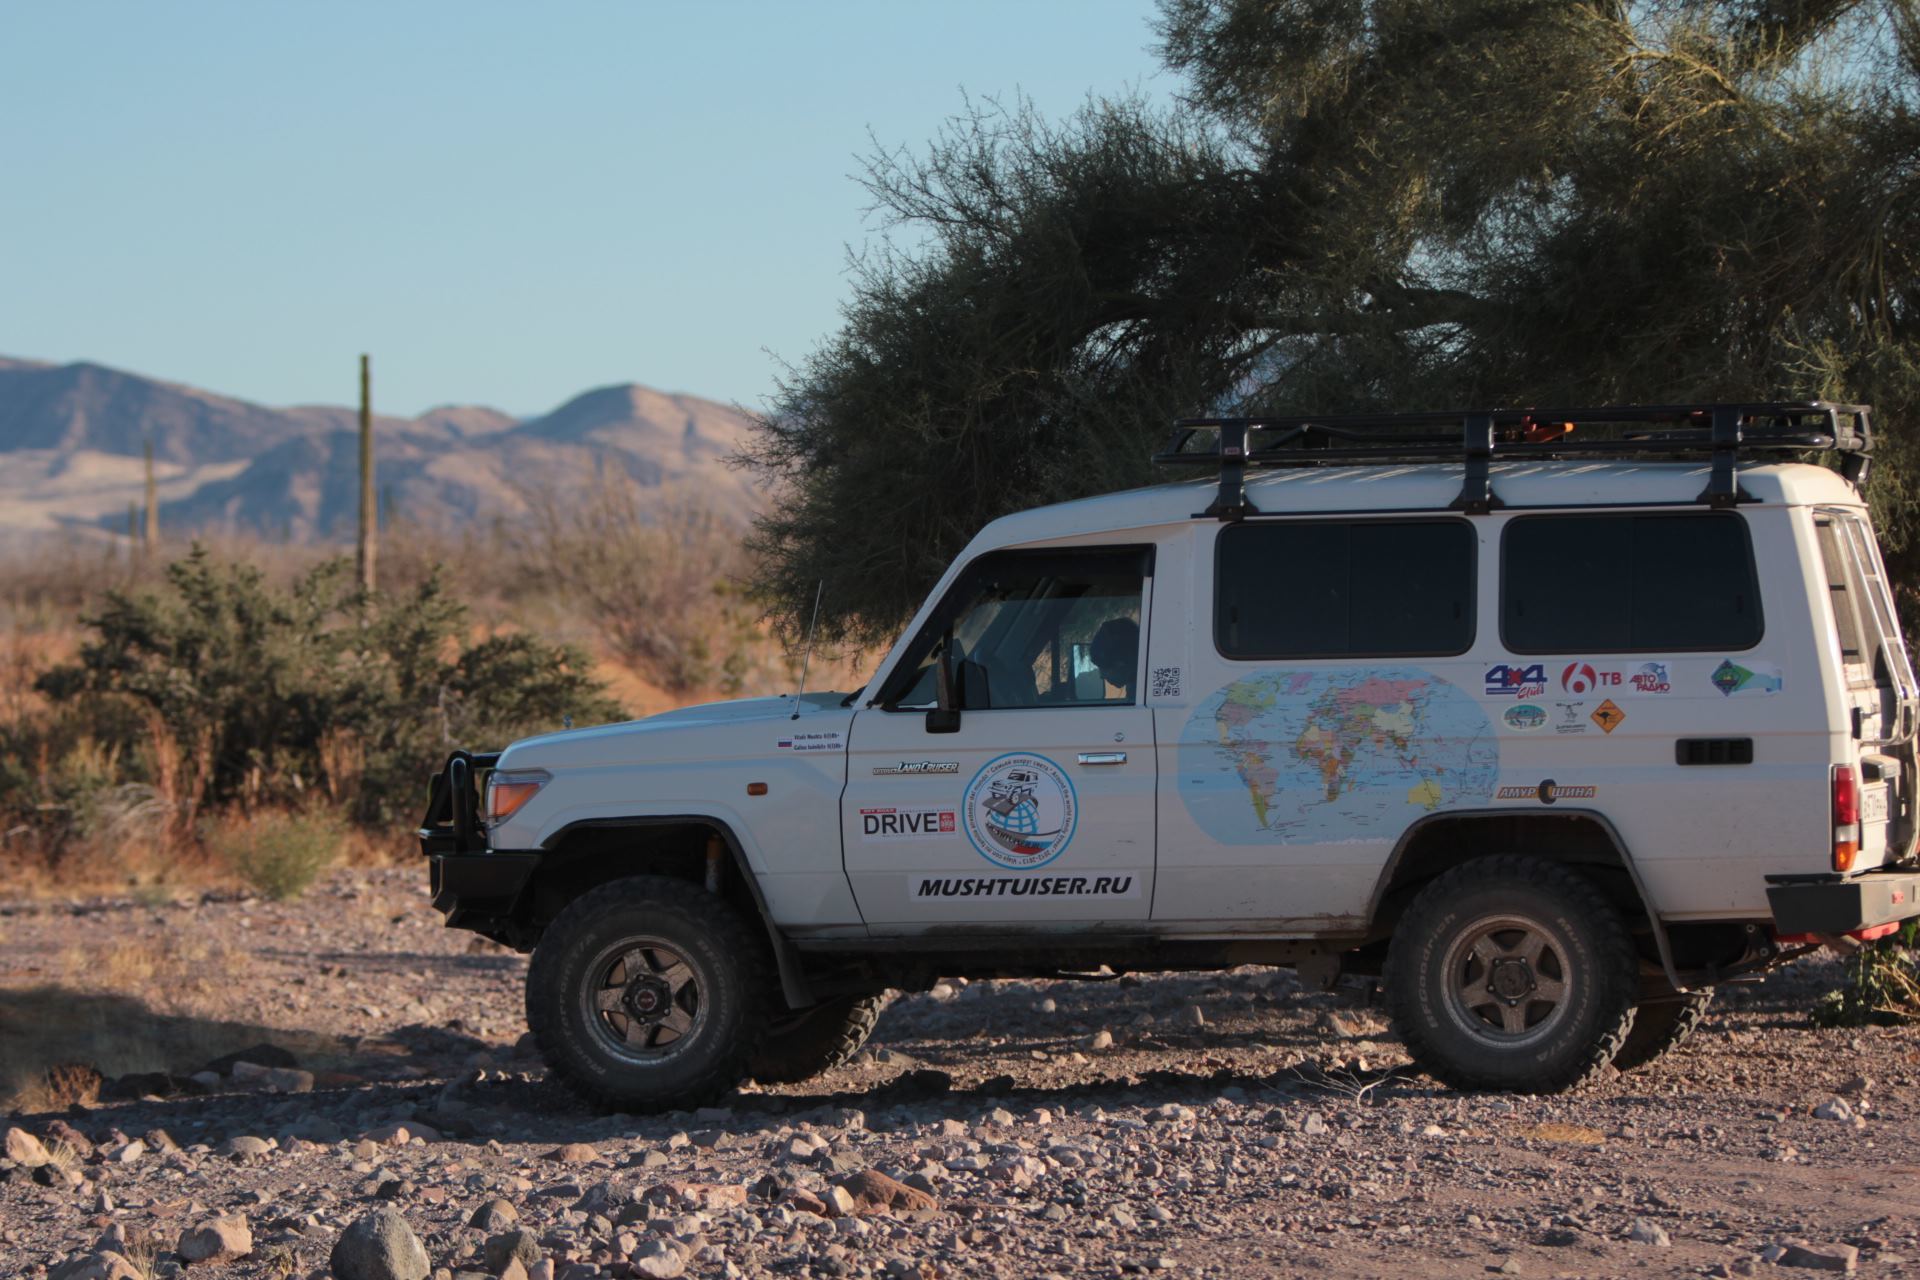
<box><xmin>0</xmin><ymin>2</ymin><xmax>1168</xmax><ymax>418</ymax></box>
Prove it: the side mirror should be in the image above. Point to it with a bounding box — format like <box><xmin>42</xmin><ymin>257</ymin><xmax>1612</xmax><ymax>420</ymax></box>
<box><xmin>926</xmin><ymin>631</ymin><xmax>961</xmax><ymax>734</ymax></box>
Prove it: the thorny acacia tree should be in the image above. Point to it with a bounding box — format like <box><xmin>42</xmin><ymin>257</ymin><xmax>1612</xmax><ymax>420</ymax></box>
<box><xmin>744</xmin><ymin>0</ymin><xmax>1920</xmax><ymax>645</ymax></box>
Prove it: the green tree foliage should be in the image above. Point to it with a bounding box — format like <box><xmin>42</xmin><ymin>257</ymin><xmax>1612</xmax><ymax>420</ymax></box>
<box><xmin>32</xmin><ymin>546</ymin><xmax>622</xmax><ymax>825</ymax></box>
<box><xmin>745</xmin><ymin>0</ymin><xmax>1920</xmax><ymax>643</ymax></box>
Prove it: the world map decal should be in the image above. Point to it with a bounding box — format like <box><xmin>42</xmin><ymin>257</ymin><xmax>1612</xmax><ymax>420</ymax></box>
<box><xmin>1177</xmin><ymin>670</ymin><xmax>1498</xmax><ymax>843</ymax></box>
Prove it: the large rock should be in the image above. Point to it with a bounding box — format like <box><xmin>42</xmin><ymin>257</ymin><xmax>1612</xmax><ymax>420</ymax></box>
<box><xmin>469</xmin><ymin>1197</ymin><xmax>519</xmax><ymax>1231</ymax></box>
<box><xmin>832</xmin><ymin>1169</ymin><xmax>940</xmax><ymax>1216</ymax></box>
<box><xmin>543</xmin><ymin>1142</ymin><xmax>599</xmax><ymax>1164</ymax></box>
<box><xmin>4</xmin><ymin>1127</ymin><xmax>49</xmax><ymax>1167</ymax></box>
<box><xmin>178</xmin><ymin>1214</ymin><xmax>252</xmax><ymax>1263</ymax></box>
<box><xmin>329</xmin><ymin>1207</ymin><xmax>430</xmax><ymax>1280</ymax></box>
<box><xmin>629</xmin><ymin>1240</ymin><xmax>685</xmax><ymax>1279</ymax></box>
<box><xmin>230</xmin><ymin>1060</ymin><xmax>315</xmax><ymax>1094</ymax></box>
<box><xmin>43</xmin><ymin>1119</ymin><xmax>94</xmax><ymax>1157</ymax></box>
<box><xmin>218</xmin><ymin>1135</ymin><xmax>273</xmax><ymax>1162</ymax></box>
<box><xmin>643</xmin><ymin>1180</ymin><xmax>748</xmax><ymax>1212</ymax></box>
<box><xmin>1774</xmin><ymin>1241</ymin><xmax>1860</xmax><ymax>1273</ymax></box>
<box><xmin>484</xmin><ymin>1229</ymin><xmax>541</xmax><ymax>1274</ymax></box>
<box><xmin>202</xmin><ymin>1043</ymin><xmax>298</xmax><ymax>1075</ymax></box>
<box><xmin>49</xmin><ymin>1254</ymin><xmax>143</xmax><ymax>1280</ymax></box>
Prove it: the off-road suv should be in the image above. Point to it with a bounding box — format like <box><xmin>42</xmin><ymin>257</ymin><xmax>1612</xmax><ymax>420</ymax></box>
<box><xmin>421</xmin><ymin>402</ymin><xmax>1920</xmax><ymax>1110</ymax></box>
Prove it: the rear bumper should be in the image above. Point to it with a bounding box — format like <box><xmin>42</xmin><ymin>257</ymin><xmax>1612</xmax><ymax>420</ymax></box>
<box><xmin>1766</xmin><ymin>870</ymin><xmax>1920</xmax><ymax>936</ymax></box>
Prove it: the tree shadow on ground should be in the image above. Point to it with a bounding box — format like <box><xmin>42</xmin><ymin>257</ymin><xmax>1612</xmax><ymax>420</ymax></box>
<box><xmin>0</xmin><ymin>985</ymin><xmax>494</xmax><ymax>1115</ymax></box>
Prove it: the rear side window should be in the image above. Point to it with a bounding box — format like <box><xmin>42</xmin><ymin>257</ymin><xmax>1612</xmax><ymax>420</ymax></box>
<box><xmin>1501</xmin><ymin>513</ymin><xmax>1761</xmax><ymax>653</ymax></box>
<box><xmin>1215</xmin><ymin>520</ymin><xmax>1476</xmax><ymax>659</ymax></box>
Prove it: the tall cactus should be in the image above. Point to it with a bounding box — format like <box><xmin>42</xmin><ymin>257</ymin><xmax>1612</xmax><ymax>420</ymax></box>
<box><xmin>357</xmin><ymin>353</ymin><xmax>376</xmax><ymax>592</ymax></box>
<box><xmin>142</xmin><ymin>439</ymin><xmax>158</xmax><ymax>549</ymax></box>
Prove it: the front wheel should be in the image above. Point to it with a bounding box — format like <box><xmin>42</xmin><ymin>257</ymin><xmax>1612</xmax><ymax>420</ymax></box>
<box><xmin>1385</xmin><ymin>856</ymin><xmax>1639</xmax><ymax>1093</ymax></box>
<box><xmin>526</xmin><ymin>876</ymin><xmax>766</xmax><ymax>1113</ymax></box>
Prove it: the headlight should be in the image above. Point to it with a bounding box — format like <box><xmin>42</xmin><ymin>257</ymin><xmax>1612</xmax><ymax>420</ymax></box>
<box><xmin>485</xmin><ymin>769</ymin><xmax>550</xmax><ymax>827</ymax></box>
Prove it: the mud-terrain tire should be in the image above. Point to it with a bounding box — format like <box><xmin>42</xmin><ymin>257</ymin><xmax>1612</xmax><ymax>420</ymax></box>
<box><xmin>1613</xmin><ymin>988</ymin><xmax>1713</xmax><ymax>1072</ymax></box>
<box><xmin>748</xmin><ymin>994</ymin><xmax>886</xmax><ymax>1084</ymax></box>
<box><xmin>526</xmin><ymin>876</ymin><xmax>766</xmax><ymax>1113</ymax></box>
<box><xmin>1385</xmin><ymin>856</ymin><xmax>1638</xmax><ymax>1093</ymax></box>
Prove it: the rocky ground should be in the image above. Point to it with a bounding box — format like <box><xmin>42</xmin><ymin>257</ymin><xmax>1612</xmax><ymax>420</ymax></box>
<box><xmin>1</xmin><ymin>866</ymin><xmax>1917</xmax><ymax>1279</ymax></box>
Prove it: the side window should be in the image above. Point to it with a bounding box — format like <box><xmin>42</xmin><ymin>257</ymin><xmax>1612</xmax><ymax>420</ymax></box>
<box><xmin>883</xmin><ymin>548</ymin><xmax>1149</xmax><ymax>710</ymax></box>
<box><xmin>1501</xmin><ymin>512</ymin><xmax>1761</xmax><ymax>653</ymax></box>
<box><xmin>1214</xmin><ymin>520</ymin><xmax>1476</xmax><ymax>659</ymax></box>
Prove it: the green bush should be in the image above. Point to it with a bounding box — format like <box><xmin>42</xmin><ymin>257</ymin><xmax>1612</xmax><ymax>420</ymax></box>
<box><xmin>1811</xmin><ymin>922</ymin><xmax>1920</xmax><ymax>1028</ymax></box>
<box><xmin>208</xmin><ymin>809</ymin><xmax>342</xmax><ymax>901</ymax></box>
<box><xmin>34</xmin><ymin>545</ymin><xmax>625</xmax><ymax>826</ymax></box>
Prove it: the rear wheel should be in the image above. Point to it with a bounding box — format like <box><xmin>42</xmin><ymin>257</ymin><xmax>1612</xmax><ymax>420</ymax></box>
<box><xmin>1613</xmin><ymin>988</ymin><xmax>1713</xmax><ymax>1072</ymax></box>
<box><xmin>1385</xmin><ymin>856</ymin><xmax>1639</xmax><ymax>1093</ymax></box>
<box><xmin>748</xmin><ymin>994</ymin><xmax>886</xmax><ymax>1084</ymax></box>
<box><xmin>526</xmin><ymin>876</ymin><xmax>766</xmax><ymax>1113</ymax></box>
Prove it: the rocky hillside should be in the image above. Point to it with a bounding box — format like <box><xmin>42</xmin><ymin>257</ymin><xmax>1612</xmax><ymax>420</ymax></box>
<box><xmin>0</xmin><ymin>357</ymin><xmax>764</xmax><ymax>547</ymax></box>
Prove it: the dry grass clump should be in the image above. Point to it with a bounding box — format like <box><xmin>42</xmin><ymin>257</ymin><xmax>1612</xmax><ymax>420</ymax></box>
<box><xmin>205</xmin><ymin>808</ymin><xmax>344</xmax><ymax>901</ymax></box>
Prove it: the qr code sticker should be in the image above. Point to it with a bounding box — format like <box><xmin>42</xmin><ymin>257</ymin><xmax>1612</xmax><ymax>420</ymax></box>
<box><xmin>1150</xmin><ymin>666</ymin><xmax>1182</xmax><ymax>699</ymax></box>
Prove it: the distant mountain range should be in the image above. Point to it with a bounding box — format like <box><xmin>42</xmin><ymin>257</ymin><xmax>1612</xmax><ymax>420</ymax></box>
<box><xmin>0</xmin><ymin>356</ymin><xmax>764</xmax><ymax>547</ymax></box>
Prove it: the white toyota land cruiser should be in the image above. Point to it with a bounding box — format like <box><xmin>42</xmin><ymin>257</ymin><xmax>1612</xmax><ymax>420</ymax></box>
<box><xmin>421</xmin><ymin>402</ymin><xmax>1920</xmax><ymax>1111</ymax></box>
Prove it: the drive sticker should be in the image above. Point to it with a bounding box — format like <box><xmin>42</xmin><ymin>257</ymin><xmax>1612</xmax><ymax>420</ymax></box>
<box><xmin>859</xmin><ymin>807</ymin><xmax>957</xmax><ymax>841</ymax></box>
<box><xmin>961</xmin><ymin>753</ymin><xmax>1078</xmax><ymax>870</ymax></box>
<box><xmin>1485</xmin><ymin>663</ymin><xmax>1546</xmax><ymax>698</ymax></box>
<box><xmin>1502</xmin><ymin>703</ymin><xmax>1547</xmax><ymax>732</ymax></box>
<box><xmin>1589</xmin><ymin>699</ymin><xmax>1626</xmax><ymax>734</ymax></box>
<box><xmin>1710</xmin><ymin>659</ymin><xmax>1783</xmax><ymax>697</ymax></box>
<box><xmin>873</xmin><ymin>760</ymin><xmax>960</xmax><ymax>776</ymax></box>
<box><xmin>912</xmin><ymin>873</ymin><xmax>1140</xmax><ymax>900</ymax></box>
<box><xmin>1497</xmin><ymin>780</ymin><xmax>1597</xmax><ymax>804</ymax></box>
<box><xmin>777</xmin><ymin>731</ymin><xmax>844</xmax><ymax>752</ymax></box>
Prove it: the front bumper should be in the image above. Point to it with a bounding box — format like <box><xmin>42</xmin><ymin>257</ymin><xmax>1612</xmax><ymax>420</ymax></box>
<box><xmin>429</xmin><ymin>851</ymin><xmax>542</xmax><ymax>937</ymax></box>
<box><xmin>1766</xmin><ymin>870</ymin><xmax>1920</xmax><ymax>936</ymax></box>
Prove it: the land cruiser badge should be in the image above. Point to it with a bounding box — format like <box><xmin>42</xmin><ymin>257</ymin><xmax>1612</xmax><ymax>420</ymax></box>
<box><xmin>962</xmin><ymin>753</ymin><xmax>1077</xmax><ymax>870</ymax></box>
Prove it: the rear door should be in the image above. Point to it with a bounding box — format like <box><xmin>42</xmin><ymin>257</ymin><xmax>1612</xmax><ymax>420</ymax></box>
<box><xmin>842</xmin><ymin>546</ymin><xmax>1159</xmax><ymax>930</ymax></box>
<box><xmin>1814</xmin><ymin>508</ymin><xmax>1919</xmax><ymax>863</ymax></box>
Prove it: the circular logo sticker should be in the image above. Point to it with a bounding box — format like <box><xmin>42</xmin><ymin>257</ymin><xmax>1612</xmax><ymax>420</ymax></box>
<box><xmin>962</xmin><ymin>753</ymin><xmax>1078</xmax><ymax>870</ymax></box>
<box><xmin>1503</xmin><ymin>703</ymin><xmax>1547</xmax><ymax>732</ymax></box>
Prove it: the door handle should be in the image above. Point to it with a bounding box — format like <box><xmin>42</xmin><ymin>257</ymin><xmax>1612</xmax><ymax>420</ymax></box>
<box><xmin>1076</xmin><ymin>751</ymin><xmax>1127</xmax><ymax>766</ymax></box>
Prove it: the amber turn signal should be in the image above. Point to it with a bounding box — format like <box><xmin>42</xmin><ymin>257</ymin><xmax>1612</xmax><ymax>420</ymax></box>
<box><xmin>486</xmin><ymin>770</ymin><xmax>549</xmax><ymax>826</ymax></box>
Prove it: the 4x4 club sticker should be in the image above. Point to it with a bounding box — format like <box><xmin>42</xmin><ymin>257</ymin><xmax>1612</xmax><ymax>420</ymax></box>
<box><xmin>962</xmin><ymin>753</ymin><xmax>1078</xmax><ymax>870</ymax></box>
<box><xmin>858</xmin><ymin>807</ymin><xmax>957</xmax><ymax>841</ymax></box>
<box><xmin>1485</xmin><ymin>663</ymin><xmax>1546</xmax><ymax>698</ymax></box>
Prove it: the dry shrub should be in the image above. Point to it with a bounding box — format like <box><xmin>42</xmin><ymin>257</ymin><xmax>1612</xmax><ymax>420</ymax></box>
<box><xmin>40</xmin><ymin>1062</ymin><xmax>103</xmax><ymax>1108</ymax></box>
<box><xmin>519</xmin><ymin>474</ymin><xmax>773</xmax><ymax>694</ymax></box>
<box><xmin>205</xmin><ymin>808</ymin><xmax>344</xmax><ymax>901</ymax></box>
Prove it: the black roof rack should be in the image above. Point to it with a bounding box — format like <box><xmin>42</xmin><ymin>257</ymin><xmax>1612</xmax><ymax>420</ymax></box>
<box><xmin>1152</xmin><ymin>402</ymin><xmax>1872</xmax><ymax>519</ymax></box>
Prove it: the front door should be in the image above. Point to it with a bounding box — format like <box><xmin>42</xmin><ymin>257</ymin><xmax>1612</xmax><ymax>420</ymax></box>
<box><xmin>842</xmin><ymin>546</ymin><xmax>1158</xmax><ymax>931</ymax></box>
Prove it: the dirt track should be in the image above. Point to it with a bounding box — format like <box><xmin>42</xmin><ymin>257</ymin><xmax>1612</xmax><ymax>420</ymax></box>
<box><xmin>2</xmin><ymin>866</ymin><xmax>1918</xmax><ymax>1278</ymax></box>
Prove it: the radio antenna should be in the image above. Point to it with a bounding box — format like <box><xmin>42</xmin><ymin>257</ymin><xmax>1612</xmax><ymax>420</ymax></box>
<box><xmin>791</xmin><ymin>580</ymin><xmax>824</xmax><ymax>720</ymax></box>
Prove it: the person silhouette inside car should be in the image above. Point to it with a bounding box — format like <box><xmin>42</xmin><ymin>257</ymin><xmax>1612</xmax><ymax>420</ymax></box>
<box><xmin>1089</xmin><ymin>616</ymin><xmax>1140</xmax><ymax>700</ymax></box>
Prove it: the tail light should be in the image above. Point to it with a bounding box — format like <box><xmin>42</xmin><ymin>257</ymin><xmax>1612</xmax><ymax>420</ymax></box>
<box><xmin>1833</xmin><ymin>763</ymin><xmax>1861</xmax><ymax>873</ymax></box>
